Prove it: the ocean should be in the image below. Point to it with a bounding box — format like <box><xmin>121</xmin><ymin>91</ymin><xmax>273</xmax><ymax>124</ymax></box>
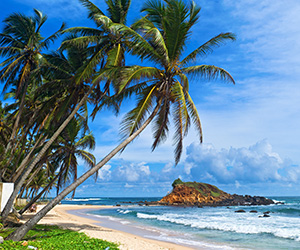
<box><xmin>62</xmin><ymin>197</ymin><xmax>300</xmax><ymax>249</ymax></box>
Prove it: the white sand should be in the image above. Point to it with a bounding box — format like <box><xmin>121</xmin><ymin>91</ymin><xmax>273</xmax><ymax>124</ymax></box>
<box><xmin>22</xmin><ymin>204</ymin><xmax>195</xmax><ymax>250</ymax></box>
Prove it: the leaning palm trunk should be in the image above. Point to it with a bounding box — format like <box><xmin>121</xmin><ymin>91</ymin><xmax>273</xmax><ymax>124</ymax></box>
<box><xmin>6</xmin><ymin>103</ymin><xmax>159</xmax><ymax>241</ymax></box>
<box><xmin>1</xmin><ymin>77</ymin><xmax>101</xmax><ymax>220</ymax></box>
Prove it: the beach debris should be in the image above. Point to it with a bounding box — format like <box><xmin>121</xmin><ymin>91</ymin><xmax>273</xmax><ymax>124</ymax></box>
<box><xmin>105</xmin><ymin>247</ymin><xmax>110</xmax><ymax>250</ymax></box>
<box><xmin>29</xmin><ymin>204</ymin><xmax>37</xmax><ymax>213</ymax></box>
<box><xmin>235</xmin><ymin>209</ymin><xmax>246</xmax><ymax>213</ymax></box>
<box><xmin>28</xmin><ymin>246</ymin><xmax>38</xmax><ymax>249</ymax></box>
<box><xmin>22</xmin><ymin>241</ymin><xmax>28</xmax><ymax>246</ymax></box>
<box><xmin>250</xmin><ymin>210</ymin><xmax>258</xmax><ymax>213</ymax></box>
<box><xmin>0</xmin><ymin>236</ymin><xmax>4</xmax><ymax>244</ymax></box>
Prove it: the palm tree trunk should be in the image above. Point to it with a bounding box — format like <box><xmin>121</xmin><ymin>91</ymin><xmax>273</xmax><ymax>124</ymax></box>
<box><xmin>6</xmin><ymin>103</ymin><xmax>159</xmax><ymax>241</ymax></box>
<box><xmin>2</xmin><ymin>109</ymin><xmax>38</xmax><ymax>179</ymax></box>
<box><xmin>10</xmin><ymin>134</ymin><xmax>46</xmax><ymax>183</ymax></box>
<box><xmin>5</xmin><ymin>83</ymin><xmax>28</xmax><ymax>153</ymax></box>
<box><xmin>1</xmin><ymin>76</ymin><xmax>102</xmax><ymax>220</ymax></box>
<box><xmin>23</xmin><ymin>165</ymin><xmax>43</xmax><ymax>189</ymax></box>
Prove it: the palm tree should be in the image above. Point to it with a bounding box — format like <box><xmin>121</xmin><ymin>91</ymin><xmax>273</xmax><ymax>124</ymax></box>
<box><xmin>115</xmin><ymin>0</ymin><xmax>235</xmax><ymax>164</ymax></box>
<box><xmin>19</xmin><ymin>118</ymin><xmax>95</xmax><ymax>214</ymax></box>
<box><xmin>53</xmin><ymin>118</ymin><xmax>96</xmax><ymax>199</ymax></box>
<box><xmin>6</xmin><ymin>0</ymin><xmax>235</xmax><ymax>241</ymax></box>
<box><xmin>0</xmin><ymin>9</ymin><xmax>65</xmax><ymax>154</ymax></box>
<box><xmin>61</xmin><ymin>0</ymin><xmax>131</xmax><ymax>115</ymax></box>
<box><xmin>1</xmin><ymin>0</ymin><xmax>132</xmax><ymax>220</ymax></box>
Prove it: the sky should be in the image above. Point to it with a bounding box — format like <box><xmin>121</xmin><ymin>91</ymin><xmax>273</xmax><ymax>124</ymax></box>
<box><xmin>1</xmin><ymin>0</ymin><xmax>300</xmax><ymax>197</ymax></box>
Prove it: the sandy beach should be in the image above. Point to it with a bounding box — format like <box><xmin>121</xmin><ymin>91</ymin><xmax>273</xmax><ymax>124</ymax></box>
<box><xmin>21</xmin><ymin>204</ymin><xmax>194</xmax><ymax>250</ymax></box>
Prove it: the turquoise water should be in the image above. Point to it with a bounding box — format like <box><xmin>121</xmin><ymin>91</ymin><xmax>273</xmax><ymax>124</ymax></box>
<box><xmin>62</xmin><ymin>197</ymin><xmax>300</xmax><ymax>249</ymax></box>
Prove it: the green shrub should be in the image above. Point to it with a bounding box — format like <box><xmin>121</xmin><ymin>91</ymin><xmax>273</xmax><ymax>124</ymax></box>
<box><xmin>0</xmin><ymin>225</ymin><xmax>119</xmax><ymax>249</ymax></box>
<box><xmin>172</xmin><ymin>178</ymin><xmax>183</xmax><ymax>188</ymax></box>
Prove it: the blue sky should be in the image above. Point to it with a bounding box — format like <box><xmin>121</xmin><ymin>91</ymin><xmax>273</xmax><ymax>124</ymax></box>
<box><xmin>1</xmin><ymin>0</ymin><xmax>300</xmax><ymax>197</ymax></box>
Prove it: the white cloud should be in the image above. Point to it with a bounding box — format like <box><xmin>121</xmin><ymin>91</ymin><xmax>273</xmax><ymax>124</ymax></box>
<box><xmin>182</xmin><ymin>0</ymin><xmax>300</xmax><ymax>164</ymax></box>
<box><xmin>97</xmin><ymin>165</ymin><xmax>112</xmax><ymax>180</ymax></box>
<box><xmin>124</xmin><ymin>183</ymin><xmax>134</xmax><ymax>188</ymax></box>
<box><xmin>94</xmin><ymin>140</ymin><xmax>300</xmax><ymax>188</ymax></box>
<box><xmin>97</xmin><ymin>162</ymin><xmax>152</xmax><ymax>183</ymax></box>
<box><xmin>235</xmin><ymin>180</ymin><xmax>241</xmax><ymax>189</ymax></box>
<box><xmin>75</xmin><ymin>140</ymin><xmax>300</xmax><ymax>196</ymax></box>
<box><xmin>185</xmin><ymin>140</ymin><xmax>286</xmax><ymax>184</ymax></box>
<box><xmin>223</xmin><ymin>0</ymin><xmax>300</xmax><ymax>75</ymax></box>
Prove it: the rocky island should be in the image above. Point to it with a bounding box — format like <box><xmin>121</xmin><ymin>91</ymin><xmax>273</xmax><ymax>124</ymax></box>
<box><xmin>152</xmin><ymin>179</ymin><xmax>275</xmax><ymax>207</ymax></box>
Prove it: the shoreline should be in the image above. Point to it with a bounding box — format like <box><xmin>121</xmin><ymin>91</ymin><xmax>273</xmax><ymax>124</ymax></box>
<box><xmin>26</xmin><ymin>204</ymin><xmax>195</xmax><ymax>250</ymax></box>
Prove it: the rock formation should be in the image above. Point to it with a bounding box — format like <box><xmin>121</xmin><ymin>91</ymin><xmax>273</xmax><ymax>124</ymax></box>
<box><xmin>156</xmin><ymin>179</ymin><xmax>275</xmax><ymax>207</ymax></box>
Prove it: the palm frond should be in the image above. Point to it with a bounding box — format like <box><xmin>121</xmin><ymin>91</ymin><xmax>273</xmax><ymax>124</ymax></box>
<box><xmin>117</xmin><ymin>66</ymin><xmax>160</xmax><ymax>93</ymax></box>
<box><xmin>132</xmin><ymin>17</ymin><xmax>169</xmax><ymax>65</ymax></box>
<box><xmin>181</xmin><ymin>32</ymin><xmax>236</xmax><ymax>66</ymax></box>
<box><xmin>171</xmin><ymin>80</ymin><xmax>190</xmax><ymax>136</ymax></box>
<box><xmin>172</xmin><ymin>101</ymin><xmax>183</xmax><ymax>165</ymax></box>
<box><xmin>76</xmin><ymin>133</ymin><xmax>95</xmax><ymax>150</ymax></box>
<box><xmin>105</xmin><ymin>43</ymin><xmax>124</xmax><ymax>67</ymax></box>
<box><xmin>60</xmin><ymin>35</ymin><xmax>103</xmax><ymax>50</ymax></box>
<box><xmin>151</xmin><ymin>98</ymin><xmax>170</xmax><ymax>150</ymax></box>
<box><xmin>141</xmin><ymin>0</ymin><xmax>165</xmax><ymax>29</ymax></box>
<box><xmin>120</xmin><ymin>84</ymin><xmax>156</xmax><ymax>136</ymax></box>
<box><xmin>117</xmin><ymin>24</ymin><xmax>162</xmax><ymax>63</ymax></box>
<box><xmin>77</xmin><ymin>150</ymin><xmax>96</xmax><ymax>168</ymax></box>
<box><xmin>185</xmin><ymin>91</ymin><xmax>202</xmax><ymax>143</ymax></box>
<box><xmin>33</xmin><ymin>9</ymin><xmax>48</xmax><ymax>33</ymax></box>
<box><xmin>188</xmin><ymin>1</ymin><xmax>201</xmax><ymax>27</ymax></box>
<box><xmin>106</xmin><ymin>0</ymin><xmax>131</xmax><ymax>24</ymax></box>
<box><xmin>0</xmin><ymin>54</ymin><xmax>25</xmax><ymax>80</ymax></box>
<box><xmin>182</xmin><ymin>65</ymin><xmax>235</xmax><ymax>84</ymax></box>
<box><xmin>79</xmin><ymin>0</ymin><xmax>105</xmax><ymax>20</ymax></box>
<box><xmin>62</xmin><ymin>27</ymin><xmax>103</xmax><ymax>36</ymax></box>
<box><xmin>178</xmin><ymin>73</ymin><xmax>189</xmax><ymax>91</ymax></box>
<box><xmin>0</xmin><ymin>46</ymin><xmax>22</xmax><ymax>57</ymax></box>
<box><xmin>41</xmin><ymin>22</ymin><xmax>66</xmax><ymax>49</ymax></box>
<box><xmin>74</xmin><ymin>44</ymin><xmax>107</xmax><ymax>84</ymax></box>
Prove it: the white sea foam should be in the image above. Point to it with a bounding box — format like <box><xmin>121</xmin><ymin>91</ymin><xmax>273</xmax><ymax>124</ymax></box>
<box><xmin>118</xmin><ymin>209</ymin><xmax>131</xmax><ymax>214</ymax></box>
<box><xmin>88</xmin><ymin>198</ymin><xmax>102</xmax><ymax>201</ymax></box>
<box><xmin>137</xmin><ymin>212</ymin><xmax>161</xmax><ymax>219</ymax></box>
<box><xmin>67</xmin><ymin>198</ymin><xmax>90</xmax><ymax>201</ymax></box>
<box><xmin>135</xmin><ymin>209</ymin><xmax>300</xmax><ymax>241</ymax></box>
<box><xmin>64</xmin><ymin>198</ymin><xmax>102</xmax><ymax>202</ymax></box>
<box><xmin>272</xmin><ymin>199</ymin><xmax>284</xmax><ymax>203</ymax></box>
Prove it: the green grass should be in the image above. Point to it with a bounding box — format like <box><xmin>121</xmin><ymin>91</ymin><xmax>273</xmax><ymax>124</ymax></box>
<box><xmin>185</xmin><ymin>182</ymin><xmax>207</xmax><ymax>196</ymax></box>
<box><xmin>0</xmin><ymin>224</ymin><xmax>119</xmax><ymax>249</ymax></box>
<box><xmin>211</xmin><ymin>191</ymin><xmax>221</xmax><ymax>197</ymax></box>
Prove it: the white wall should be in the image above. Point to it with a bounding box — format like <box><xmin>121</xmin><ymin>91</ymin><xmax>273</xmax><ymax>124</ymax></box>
<box><xmin>0</xmin><ymin>183</ymin><xmax>14</xmax><ymax>212</ymax></box>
